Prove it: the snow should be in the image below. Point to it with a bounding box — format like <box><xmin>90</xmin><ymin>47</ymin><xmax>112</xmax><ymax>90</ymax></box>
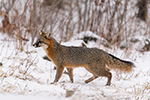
<box><xmin>0</xmin><ymin>32</ymin><xmax>150</xmax><ymax>100</ymax></box>
<box><xmin>61</xmin><ymin>40</ymin><xmax>86</xmax><ymax>47</ymax></box>
<box><xmin>70</xmin><ymin>31</ymin><xmax>111</xmax><ymax>49</ymax></box>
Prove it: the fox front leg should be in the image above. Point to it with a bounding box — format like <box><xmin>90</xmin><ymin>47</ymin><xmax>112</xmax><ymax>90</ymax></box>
<box><xmin>67</xmin><ymin>68</ymin><xmax>74</xmax><ymax>83</ymax></box>
<box><xmin>52</xmin><ymin>66</ymin><xmax>64</xmax><ymax>84</ymax></box>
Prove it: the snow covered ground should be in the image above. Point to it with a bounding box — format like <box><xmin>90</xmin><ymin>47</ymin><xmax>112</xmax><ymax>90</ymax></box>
<box><xmin>0</xmin><ymin>32</ymin><xmax>150</xmax><ymax>100</ymax></box>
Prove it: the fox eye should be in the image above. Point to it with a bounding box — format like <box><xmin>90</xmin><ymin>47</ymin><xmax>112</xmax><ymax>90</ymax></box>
<box><xmin>44</xmin><ymin>36</ymin><xmax>47</xmax><ymax>39</ymax></box>
<box><xmin>38</xmin><ymin>41</ymin><xmax>43</xmax><ymax>43</ymax></box>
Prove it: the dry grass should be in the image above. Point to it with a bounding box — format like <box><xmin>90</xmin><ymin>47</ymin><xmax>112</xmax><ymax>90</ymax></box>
<box><xmin>0</xmin><ymin>0</ymin><xmax>149</xmax><ymax>50</ymax></box>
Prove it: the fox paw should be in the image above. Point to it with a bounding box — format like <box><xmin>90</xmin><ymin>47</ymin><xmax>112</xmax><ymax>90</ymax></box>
<box><xmin>50</xmin><ymin>82</ymin><xmax>58</xmax><ymax>85</ymax></box>
<box><xmin>85</xmin><ymin>80</ymin><xmax>89</xmax><ymax>83</ymax></box>
<box><xmin>105</xmin><ymin>83</ymin><xmax>111</xmax><ymax>86</ymax></box>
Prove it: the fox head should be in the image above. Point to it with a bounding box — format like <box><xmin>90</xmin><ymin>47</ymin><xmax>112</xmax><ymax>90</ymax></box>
<box><xmin>33</xmin><ymin>30</ymin><xmax>51</xmax><ymax>49</ymax></box>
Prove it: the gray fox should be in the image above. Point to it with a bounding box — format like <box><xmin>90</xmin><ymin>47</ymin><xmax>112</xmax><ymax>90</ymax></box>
<box><xmin>33</xmin><ymin>30</ymin><xmax>135</xmax><ymax>86</ymax></box>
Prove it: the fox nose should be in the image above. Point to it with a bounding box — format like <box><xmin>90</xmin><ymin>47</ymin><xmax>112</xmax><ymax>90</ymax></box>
<box><xmin>33</xmin><ymin>44</ymin><xmax>36</xmax><ymax>47</ymax></box>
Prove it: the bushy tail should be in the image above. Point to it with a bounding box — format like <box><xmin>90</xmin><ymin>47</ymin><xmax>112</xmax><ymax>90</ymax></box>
<box><xmin>105</xmin><ymin>53</ymin><xmax>135</xmax><ymax>73</ymax></box>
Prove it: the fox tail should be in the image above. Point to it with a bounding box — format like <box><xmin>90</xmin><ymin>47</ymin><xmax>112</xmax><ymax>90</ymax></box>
<box><xmin>106</xmin><ymin>54</ymin><xmax>135</xmax><ymax>73</ymax></box>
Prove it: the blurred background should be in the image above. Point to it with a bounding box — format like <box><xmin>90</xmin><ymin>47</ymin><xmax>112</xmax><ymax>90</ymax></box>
<box><xmin>0</xmin><ymin>0</ymin><xmax>149</xmax><ymax>51</ymax></box>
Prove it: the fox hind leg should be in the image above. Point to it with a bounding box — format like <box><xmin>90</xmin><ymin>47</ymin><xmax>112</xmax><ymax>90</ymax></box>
<box><xmin>105</xmin><ymin>71</ymin><xmax>112</xmax><ymax>86</ymax></box>
<box><xmin>94</xmin><ymin>69</ymin><xmax>112</xmax><ymax>86</ymax></box>
<box><xmin>85</xmin><ymin>64</ymin><xmax>112</xmax><ymax>86</ymax></box>
<box><xmin>84</xmin><ymin>66</ymin><xmax>99</xmax><ymax>83</ymax></box>
<box><xmin>84</xmin><ymin>71</ymin><xmax>112</xmax><ymax>86</ymax></box>
<box><xmin>85</xmin><ymin>75</ymin><xmax>99</xmax><ymax>83</ymax></box>
<box><xmin>67</xmin><ymin>68</ymin><xmax>74</xmax><ymax>83</ymax></box>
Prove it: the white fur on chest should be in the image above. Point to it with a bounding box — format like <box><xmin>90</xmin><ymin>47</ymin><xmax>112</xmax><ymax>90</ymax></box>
<box><xmin>41</xmin><ymin>44</ymin><xmax>48</xmax><ymax>50</ymax></box>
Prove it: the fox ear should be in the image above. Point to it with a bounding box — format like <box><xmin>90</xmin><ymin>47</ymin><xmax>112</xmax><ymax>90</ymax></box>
<box><xmin>46</xmin><ymin>32</ymin><xmax>51</xmax><ymax>38</ymax></box>
<box><xmin>39</xmin><ymin>30</ymin><xmax>45</xmax><ymax>35</ymax></box>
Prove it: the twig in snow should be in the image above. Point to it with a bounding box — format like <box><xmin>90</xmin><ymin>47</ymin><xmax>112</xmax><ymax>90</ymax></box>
<box><xmin>24</xmin><ymin>55</ymin><xmax>38</xmax><ymax>75</ymax></box>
